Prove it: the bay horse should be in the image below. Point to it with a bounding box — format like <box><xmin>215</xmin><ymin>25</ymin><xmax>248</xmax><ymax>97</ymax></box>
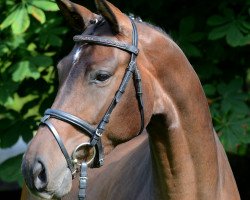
<box><xmin>21</xmin><ymin>0</ymin><xmax>240</xmax><ymax>199</ymax></box>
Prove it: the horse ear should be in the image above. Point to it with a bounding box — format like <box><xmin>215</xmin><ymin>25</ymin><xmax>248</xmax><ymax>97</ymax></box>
<box><xmin>94</xmin><ymin>0</ymin><xmax>128</xmax><ymax>34</ymax></box>
<box><xmin>56</xmin><ymin>0</ymin><xmax>97</xmax><ymax>32</ymax></box>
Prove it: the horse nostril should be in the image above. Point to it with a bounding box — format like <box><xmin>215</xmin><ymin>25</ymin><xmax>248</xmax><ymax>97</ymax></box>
<box><xmin>33</xmin><ymin>160</ymin><xmax>48</xmax><ymax>191</ymax></box>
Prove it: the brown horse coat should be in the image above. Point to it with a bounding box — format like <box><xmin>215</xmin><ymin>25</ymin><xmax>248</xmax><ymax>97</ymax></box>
<box><xmin>21</xmin><ymin>0</ymin><xmax>240</xmax><ymax>199</ymax></box>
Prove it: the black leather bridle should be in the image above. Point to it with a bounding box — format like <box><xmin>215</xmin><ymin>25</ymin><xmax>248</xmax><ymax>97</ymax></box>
<box><xmin>40</xmin><ymin>17</ymin><xmax>144</xmax><ymax>199</ymax></box>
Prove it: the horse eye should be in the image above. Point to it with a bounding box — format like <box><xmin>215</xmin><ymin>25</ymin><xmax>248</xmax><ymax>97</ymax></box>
<box><xmin>95</xmin><ymin>73</ymin><xmax>111</xmax><ymax>82</ymax></box>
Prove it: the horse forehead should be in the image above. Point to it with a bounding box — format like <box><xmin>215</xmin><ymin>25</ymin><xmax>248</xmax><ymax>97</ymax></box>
<box><xmin>76</xmin><ymin>44</ymin><xmax>123</xmax><ymax>70</ymax></box>
<box><xmin>59</xmin><ymin>43</ymin><xmax>115</xmax><ymax>69</ymax></box>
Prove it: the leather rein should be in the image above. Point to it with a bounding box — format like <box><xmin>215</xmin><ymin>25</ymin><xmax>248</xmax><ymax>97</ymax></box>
<box><xmin>40</xmin><ymin>17</ymin><xmax>144</xmax><ymax>199</ymax></box>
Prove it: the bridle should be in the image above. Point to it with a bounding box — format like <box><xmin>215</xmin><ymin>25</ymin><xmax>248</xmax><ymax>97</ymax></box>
<box><xmin>40</xmin><ymin>17</ymin><xmax>144</xmax><ymax>199</ymax></box>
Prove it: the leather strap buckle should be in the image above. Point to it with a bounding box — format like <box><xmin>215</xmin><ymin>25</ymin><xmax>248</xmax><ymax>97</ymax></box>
<box><xmin>95</xmin><ymin>129</ymin><xmax>103</xmax><ymax>137</ymax></box>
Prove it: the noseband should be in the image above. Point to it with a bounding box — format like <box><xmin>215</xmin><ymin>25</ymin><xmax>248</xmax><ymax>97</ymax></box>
<box><xmin>40</xmin><ymin>17</ymin><xmax>144</xmax><ymax>199</ymax></box>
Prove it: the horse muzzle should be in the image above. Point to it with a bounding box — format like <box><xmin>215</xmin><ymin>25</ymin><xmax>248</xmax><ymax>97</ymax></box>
<box><xmin>21</xmin><ymin>153</ymin><xmax>73</xmax><ymax>199</ymax></box>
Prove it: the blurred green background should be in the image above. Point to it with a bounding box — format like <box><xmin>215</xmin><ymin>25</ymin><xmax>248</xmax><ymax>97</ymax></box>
<box><xmin>0</xmin><ymin>0</ymin><xmax>250</xmax><ymax>199</ymax></box>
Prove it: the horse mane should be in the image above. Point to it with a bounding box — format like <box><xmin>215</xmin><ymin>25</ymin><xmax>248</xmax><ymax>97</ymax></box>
<box><xmin>125</xmin><ymin>13</ymin><xmax>170</xmax><ymax>38</ymax></box>
<box><xmin>130</xmin><ymin>15</ymin><xmax>171</xmax><ymax>40</ymax></box>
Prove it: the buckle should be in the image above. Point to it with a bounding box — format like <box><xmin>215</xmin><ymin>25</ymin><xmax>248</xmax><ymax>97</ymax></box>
<box><xmin>95</xmin><ymin>129</ymin><xmax>103</xmax><ymax>137</ymax></box>
<box><xmin>79</xmin><ymin>176</ymin><xmax>88</xmax><ymax>181</ymax></box>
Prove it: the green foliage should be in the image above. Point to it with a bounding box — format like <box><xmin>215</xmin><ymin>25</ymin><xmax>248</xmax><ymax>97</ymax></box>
<box><xmin>204</xmin><ymin>78</ymin><xmax>250</xmax><ymax>154</ymax></box>
<box><xmin>0</xmin><ymin>154</ymin><xmax>23</xmax><ymax>187</ymax></box>
<box><xmin>167</xmin><ymin>0</ymin><xmax>250</xmax><ymax>154</ymax></box>
<box><xmin>0</xmin><ymin>0</ymin><xmax>58</xmax><ymax>34</ymax></box>
<box><xmin>0</xmin><ymin>0</ymin><xmax>249</xmax><ymax>189</ymax></box>
<box><xmin>173</xmin><ymin>16</ymin><xmax>205</xmax><ymax>57</ymax></box>
<box><xmin>0</xmin><ymin>0</ymin><xmax>67</xmax><ymax>187</ymax></box>
<box><xmin>207</xmin><ymin>7</ymin><xmax>250</xmax><ymax>47</ymax></box>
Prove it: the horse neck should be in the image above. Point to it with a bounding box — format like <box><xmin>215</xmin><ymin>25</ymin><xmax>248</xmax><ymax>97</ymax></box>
<box><xmin>139</xmin><ymin>26</ymin><xmax>226</xmax><ymax>199</ymax></box>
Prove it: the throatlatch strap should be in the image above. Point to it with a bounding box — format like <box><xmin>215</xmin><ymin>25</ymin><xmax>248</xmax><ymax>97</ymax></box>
<box><xmin>134</xmin><ymin>68</ymin><xmax>144</xmax><ymax>135</ymax></box>
<box><xmin>130</xmin><ymin>17</ymin><xmax>144</xmax><ymax>135</ymax></box>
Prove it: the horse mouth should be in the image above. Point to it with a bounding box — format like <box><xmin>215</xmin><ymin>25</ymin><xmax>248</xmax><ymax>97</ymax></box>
<box><xmin>32</xmin><ymin>182</ymin><xmax>71</xmax><ymax>199</ymax></box>
<box><xmin>33</xmin><ymin>190</ymin><xmax>54</xmax><ymax>199</ymax></box>
<box><xmin>28</xmin><ymin>167</ymin><xmax>72</xmax><ymax>199</ymax></box>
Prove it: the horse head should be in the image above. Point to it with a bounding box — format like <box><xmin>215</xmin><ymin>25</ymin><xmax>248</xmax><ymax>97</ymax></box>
<box><xmin>21</xmin><ymin>0</ymin><xmax>155</xmax><ymax>198</ymax></box>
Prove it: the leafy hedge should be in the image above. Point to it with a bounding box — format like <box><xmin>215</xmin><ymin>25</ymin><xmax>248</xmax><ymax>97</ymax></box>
<box><xmin>0</xmin><ymin>0</ymin><xmax>249</xmax><ymax>188</ymax></box>
<box><xmin>0</xmin><ymin>0</ymin><xmax>67</xmax><ymax>187</ymax></box>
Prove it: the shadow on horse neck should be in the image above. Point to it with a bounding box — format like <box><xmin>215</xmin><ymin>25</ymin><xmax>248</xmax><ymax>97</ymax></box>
<box><xmin>21</xmin><ymin>0</ymin><xmax>240</xmax><ymax>199</ymax></box>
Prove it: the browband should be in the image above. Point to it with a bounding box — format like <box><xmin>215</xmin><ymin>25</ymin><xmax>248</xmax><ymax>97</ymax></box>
<box><xmin>73</xmin><ymin>35</ymin><xmax>139</xmax><ymax>55</ymax></box>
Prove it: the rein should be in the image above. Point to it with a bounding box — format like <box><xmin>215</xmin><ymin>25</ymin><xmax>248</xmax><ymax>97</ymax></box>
<box><xmin>40</xmin><ymin>17</ymin><xmax>144</xmax><ymax>200</ymax></box>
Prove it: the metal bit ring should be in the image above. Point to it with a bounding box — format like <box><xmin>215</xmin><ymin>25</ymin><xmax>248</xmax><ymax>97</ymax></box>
<box><xmin>72</xmin><ymin>142</ymin><xmax>96</xmax><ymax>167</ymax></box>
